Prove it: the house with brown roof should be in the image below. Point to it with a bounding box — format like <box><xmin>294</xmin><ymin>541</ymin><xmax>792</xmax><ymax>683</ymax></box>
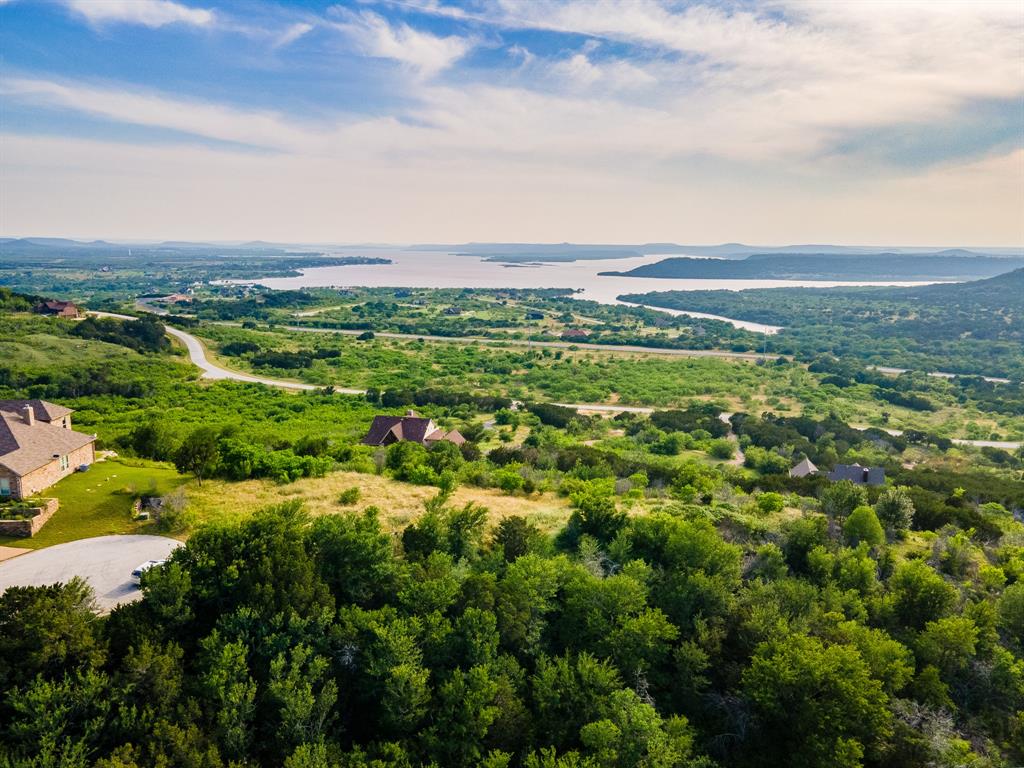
<box><xmin>0</xmin><ymin>399</ymin><xmax>75</xmax><ymax>429</ymax></box>
<box><xmin>0</xmin><ymin>401</ymin><xmax>95</xmax><ymax>500</ymax></box>
<box><xmin>561</xmin><ymin>329</ymin><xmax>589</xmax><ymax>341</ymax></box>
<box><xmin>362</xmin><ymin>410</ymin><xmax>466</xmax><ymax>448</ymax></box>
<box><xmin>36</xmin><ymin>299</ymin><xmax>81</xmax><ymax>318</ymax></box>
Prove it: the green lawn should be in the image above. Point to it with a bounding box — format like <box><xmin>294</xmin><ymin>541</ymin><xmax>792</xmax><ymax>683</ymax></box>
<box><xmin>0</xmin><ymin>458</ymin><xmax>187</xmax><ymax>550</ymax></box>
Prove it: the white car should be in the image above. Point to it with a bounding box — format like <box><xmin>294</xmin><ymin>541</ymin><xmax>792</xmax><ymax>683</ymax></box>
<box><xmin>130</xmin><ymin>559</ymin><xmax>167</xmax><ymax>584</ymax></box>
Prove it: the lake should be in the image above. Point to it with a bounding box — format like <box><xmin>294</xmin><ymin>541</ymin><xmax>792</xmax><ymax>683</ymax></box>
<box><xmin>249</xmin><ymin>250</ymin><xmax>943</xmax><ymax>334</ymax></box>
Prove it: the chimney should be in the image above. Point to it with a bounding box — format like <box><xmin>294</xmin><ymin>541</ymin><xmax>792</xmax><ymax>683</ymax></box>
<box><xmin>405</xmin><ymin>409</ymin><xmax>416</xmax><ymax>417</ymax></box>
<box><xmin>22</xmin><ymin>405</ymin><xmax>34</xmax><ymax>426</ymax></box>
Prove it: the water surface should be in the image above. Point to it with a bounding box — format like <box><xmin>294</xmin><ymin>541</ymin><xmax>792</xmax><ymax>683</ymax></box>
<box><xmin>250</xmin><ymin>250</ymin><xmax>941</xmax><ymax>334</ymax></box>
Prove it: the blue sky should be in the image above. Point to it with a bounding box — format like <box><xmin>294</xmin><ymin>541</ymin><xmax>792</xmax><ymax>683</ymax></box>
<box><xmin>1</xmin><ymin>0</ymin><xmax>1022</xmax><ymax>244</ymax></box>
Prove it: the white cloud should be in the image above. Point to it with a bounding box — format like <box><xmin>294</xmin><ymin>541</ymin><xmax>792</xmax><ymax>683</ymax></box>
<box><xmin>332</xmin><ymin>10</ymin><xmax>474</xmax><ymax>78</ymax></box>
<box><xmin>0</xmin><ymin>77</ymin><xmax>310</xmax><ymax>151</ymax></box>
<box><xmin>273</xmin><ymin>22</ymin><xmax>314</xmax><ymax>49</ymax></box>
<box><xmin>410</xmin><ymin>0</ymin><xmax>1024</xmax><ymax>158</ymax></box>
<box><xmin>63</xmin><ymin>0</ymin><xmax>214</xmax><ymax>28</ymax></box>
<box><xmin>551</xmin><ymin>53</ymin><xmax>656</xmax><ymax>91</ymax></box>
<box><xmin>2</xmin><ymin>1</ymin><xmax>1021</xmax><ymax>243</ymax></box>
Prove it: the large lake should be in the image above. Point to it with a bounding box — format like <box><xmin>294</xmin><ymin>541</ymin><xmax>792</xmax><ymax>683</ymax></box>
<box><xmin>251</xmin><ymin>250</ymin><xmax>941</xmax><ymax>334</ymax></box>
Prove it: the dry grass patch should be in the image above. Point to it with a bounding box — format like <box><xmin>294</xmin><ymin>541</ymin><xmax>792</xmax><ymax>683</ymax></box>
<box><xmin>185</xmin><ymin>470</ymin><xmax>573</xmax><ymax>534</ymax></box>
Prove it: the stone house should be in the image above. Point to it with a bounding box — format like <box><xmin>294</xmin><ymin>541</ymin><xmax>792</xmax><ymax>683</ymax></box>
<box><xmin>36</xmin><ymin>299</ymin><xmax>81</xmax><ymax>318</ymax></box>
<box><xmin>0</xmin><ymin>401</ymin><xmax>96</xmax><ymax>500</ymax></box>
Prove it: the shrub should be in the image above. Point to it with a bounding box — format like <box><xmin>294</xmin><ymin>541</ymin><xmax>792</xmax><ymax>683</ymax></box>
<box><xmin>875</xmin><ymin>487</ymin><xmax>915</xmax><ymax>535</ymax></box>
<box><xmin>843</xmin><ymin>506</ymin><xmax>885</xmax><ymax>548</ymax></box>
<box><xmin>708</xmin><ymin>439</ymin><xmax>735</xmax><ymax>460</ymax></box>
<box><xmin>756</xmin><ymin>492</ymin><xmax>785</xmax><ymax>515</ymax></box>
<box><xmin>337</xmin><ymin>487</ymin><xmax>361</xmax><ymax>506</ymax></box>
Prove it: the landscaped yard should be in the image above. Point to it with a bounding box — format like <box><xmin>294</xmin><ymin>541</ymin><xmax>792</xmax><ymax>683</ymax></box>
<box><xmin>0</xmin><ymin>458</ymin><xmax>187</xmax><ymax>550</ymax></box>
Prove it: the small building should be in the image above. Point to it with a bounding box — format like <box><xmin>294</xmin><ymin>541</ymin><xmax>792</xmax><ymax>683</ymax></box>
<box><xmin>36</xmin><ymin>299</ymin><xmax>80</xmax><ymax>318</ymax></box>
<box><xmin>0</xmin><ymin>401</ymin><xmax>95</xmax><ymax>500</ymax></box>
<box><xmin>827</xmin><ymin>463</ymin><xmax>885</xmax><ymax>486</ymax></box>
<box><xmin>561</xmin><ymin>329</ymin><xmax>589</xmax><ymax>341</ymax></box>
<box><xmin>443</xmin><ymin>306</ymin><xmax>463</xmax><ymax>316</ymax></box>
<box><xmin>789</xmin><ymin>457</ymin><xmax>819</xmax><ymax>478</ymax></box>
<box><xmin>525</xmin><ymin>311</ymin><xmax>545</xmax><ymax>321</ymax></box>
<box><xmin>362</xmin><ymin>410</ymin><xmax>466</xmax><ymax>448</ymax></box>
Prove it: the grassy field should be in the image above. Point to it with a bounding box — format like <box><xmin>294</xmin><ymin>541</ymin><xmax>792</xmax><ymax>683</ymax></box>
<box><xmin>185</xmin><ymin>470</ymin><xmax>575</xmax><ymax>534</ymax></box>
<box><xmin>192</xmin><ymin>325</ymin><xmax>1020</xmax><ymax>439</ymax></box>
<box><xmin>0</xmin><ymin>458</ymin><xmax>187</xmax><ymax>550</ymax></box>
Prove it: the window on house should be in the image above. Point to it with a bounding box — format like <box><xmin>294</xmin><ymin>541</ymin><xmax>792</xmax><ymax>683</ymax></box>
<box><xmin>0</xmin><ymin>478</ymin><xmax>9</xmax><ymax>497</ymax></box>
<box><xmin>59</xmin><ymin>455</ymin><xmax>69</xmax><ymax>471</ymax></box>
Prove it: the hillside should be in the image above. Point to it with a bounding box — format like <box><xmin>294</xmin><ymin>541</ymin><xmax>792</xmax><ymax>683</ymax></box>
<box><xmin>602</xmin><ymin>253</ymin><xmax>1024</xmax><ymax>281</ymax></box>
<box><xmin>621</xmin><ymin>269</ymin><xmax>1024</xmax><ymax>379</ymax></box>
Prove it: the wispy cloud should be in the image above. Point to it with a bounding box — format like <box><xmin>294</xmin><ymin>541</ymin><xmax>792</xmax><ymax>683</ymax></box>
<box><xmin>0</xmin><ymin>77</ymin><xmax>309</xmax><ymax>151</ymax></box>
<box><xmin>63</xmin><ymin>0</ymin><xmax>214</xmax><ymax>28</ymax></box>
<box><xmin>273</xmin><ymin>21</ymin><xmax>314</xmax><ymax>49</ymax></box>
<box><xmin>331</xmin><ymin>10</ymin><xmax>475</xmax><ymax>78</ymax></box>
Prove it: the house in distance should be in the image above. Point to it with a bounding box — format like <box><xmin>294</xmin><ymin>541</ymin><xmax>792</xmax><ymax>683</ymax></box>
<box><xmin>827</xmin><ymin>463</ymin><xmax>886</xmax><ymax>486</ymax></box>
<box><xmin>35</xmin><ymin>299</ymin><xmax>81</xmax><ymax>318</ymax></box>
<box><xmin>362</xmin><ymin>410</ymin><xmax>466</xmax><ymax>448</ymax></box>
<box><xmin>789</xmin><ymin>457</ymin><xmax>819</xmax><ymax>479</ymax></box>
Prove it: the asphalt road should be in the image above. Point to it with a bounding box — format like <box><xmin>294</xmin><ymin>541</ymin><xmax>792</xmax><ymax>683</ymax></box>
<box><xmin>0</xmin><ymin>535</ymin><xmax>182</xmax><ymax>611</ymax></box>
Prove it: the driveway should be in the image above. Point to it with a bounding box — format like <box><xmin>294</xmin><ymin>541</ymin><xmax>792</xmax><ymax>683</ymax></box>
<box><xmin>0</xmin><ymin>535</ymin><xmax>182</xmax><ymax>611</ymax></box>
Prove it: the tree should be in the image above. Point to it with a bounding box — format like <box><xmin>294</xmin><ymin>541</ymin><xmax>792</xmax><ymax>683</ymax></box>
<box><xmin>756</xmin><ymin>492</ymin><xmax>785</xmax><ymax>515</ymax></box>
<box><xmin>128</xmin><ymin>420</ymin><xmax>179</xmax><ymax>461</ymax></box>
<box><xmin>875</xmin><ymin>486</ymin><xmax>915</xmax><ymax>536</ymax></box>
<box><xmin>579</xmin><ymin>689</ymin><xmax>695</xmax><ymax>768</ymax></box>
<box><xmin>916</xmin><ymin>616</ymin><xmax>978</xmax><ymax>676</ymax></box>
<box><xmin>423</xmin><ymin>665</ymin><xmax>499</xmax><ymax>766</ymax></box>
<box><xmin>998</xmin><ymin>582</ymin><xmax>1024</xmax><ymax>643</ymax></box>
<box><xmin>199</xmin><ymin>632</ymin><xmax>257</xmax><ymax>761</ymax></box>
<box><xmin>820</xmin><ymin>480</ymin><xmax>868</xmax><ymax>523</ymax></box>
<box><xmin>493</xmin><ymin>516</ymin><xmax>541</xmax><ymax>562</ymax></box>
<box><xmin>742</xmin><ymin>634</ymin><xmax>891</xmax><ymax>768</ymax></box>
<box><xmin>0</xmin><ymin>579</ymin><xmax>102</xmax><ymax>693</ymax></box>
<box><xmin>173</xmin><ymin>426</ymin><xmax>220</xmax><ymax>484</ymax></box>
<box><xmin>843</xmin><ymin>506</ymin><xmax>885</xmax><ymax>548</ymax></box>
<box><xmin>781</xmin><ymin>514</ymin><xmax>830</xmax><ymax>574</ymax></box>
<box><xmin>267</xmin><ymin>644</ymin><xmax>338</xmax><ymax>759</ymax></box>
<box><xmin>886</xmin><ymin>560</ymin><xmax>958</xmax><ymax>632</ymax></box>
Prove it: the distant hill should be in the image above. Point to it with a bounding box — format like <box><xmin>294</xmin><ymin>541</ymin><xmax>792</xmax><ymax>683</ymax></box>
<box><xmin>889</xmin><ymin>267</ymin><xmax>1024</xmax><ymax>310</ymax></box>
<box><xmin>411</xmin><ymin>242</ymin><xmax>1024</xmax><ymax>260</ymax></box>
<box><xmin>601</xmin><ymin>253</ymin><xmax>1024</xmax><ymax>281</ymax></box>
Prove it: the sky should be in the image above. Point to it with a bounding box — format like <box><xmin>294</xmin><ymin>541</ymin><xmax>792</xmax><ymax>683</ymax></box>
<box><xmin>1</xmin><ymin>0</ymin><xmax>1022</xmax><ymax>245</ymax></box>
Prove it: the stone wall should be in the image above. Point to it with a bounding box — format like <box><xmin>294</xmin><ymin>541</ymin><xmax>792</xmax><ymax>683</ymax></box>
<box><xmin>15</xmin><ymin>442</ymin><xmax>95</xmax><ymax>499</ymax></box>
<box><xmin>0</xmin><ymin>497</ymin><xmax>59</xmax><ymax>537</ymax></box>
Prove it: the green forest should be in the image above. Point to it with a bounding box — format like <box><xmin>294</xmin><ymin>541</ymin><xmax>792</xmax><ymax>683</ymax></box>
<box><xmin>621</xmin><ymin>269</ymin><xmax>1024</xmax><ymax>379</ymax></box>
<box><xmin>1</xmin><ymin>282</ymin><xmax>1023</xmax><ymax>768</ymax></box>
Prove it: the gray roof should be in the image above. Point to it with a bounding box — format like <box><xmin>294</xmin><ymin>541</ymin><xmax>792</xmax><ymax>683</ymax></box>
<box><xmin>827</xmin><ymin>463</ymin><xmax>886</xmax><ymax>486</ymax></box>
<box><xmin>0</xmin><ymin>409</ymin><xmax>95</xmax><ymax>476</ymax></box>
<box><xmin>0</xmin><ymin>399</ymin><xmax>73</xmax><ymax>423</ymax></box>
<box><xmin>789</xmin><ymin>457</ymin><xmax>819</xmax><ymax>478</ymax></box>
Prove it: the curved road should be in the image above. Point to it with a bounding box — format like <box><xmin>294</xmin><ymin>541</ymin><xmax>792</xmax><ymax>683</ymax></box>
<box><xmin>90</xmin><ymin>312</ymin><xmax>1021</xmax><ymax>450</ymax></box>
<box><xmin>92</xmin><ymin>312</ymin><xmax>361</xmax><ymax>393</ymax></box>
